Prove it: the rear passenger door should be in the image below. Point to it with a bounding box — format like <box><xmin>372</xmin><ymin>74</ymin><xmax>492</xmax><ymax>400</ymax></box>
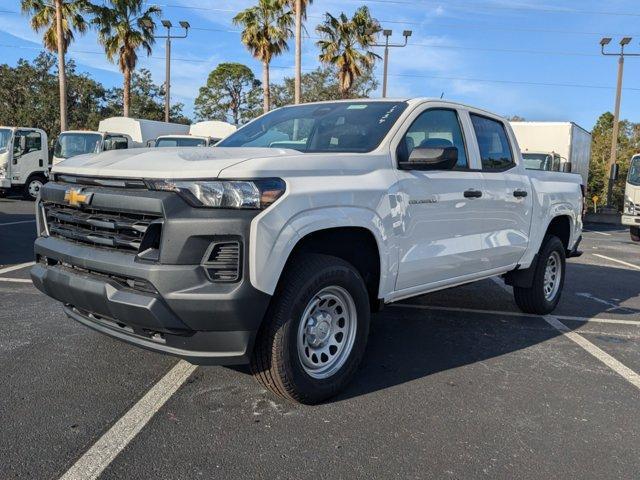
<box><xmin>393</xmin><ymin>106</ymin><xmax>488</xmax><ymax>291</ymax></box>
<box><xmin>470</xmin><ymin>113</ymin><xmax>533</xmax><ymax>270</ymax></box>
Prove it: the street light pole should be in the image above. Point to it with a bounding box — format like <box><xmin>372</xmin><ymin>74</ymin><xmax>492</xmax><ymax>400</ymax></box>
<box><xmin>600</xmin><ymin>37</ymin><xmax>639</xmax><ymax>209</ymax></box>
<box><xmin>155</xmin><ymin>20</ymin><xmax>190</xmax><ymax>123</ymax></box>
<box><xmin>374</xmin><ymin>30</ymin><xmax>412</xmax><ymax>98</ymax></box>
<box><xmin>165</xmin><ymin>34</ymin><xmax>171</xmax><ymax>123</ymax></box>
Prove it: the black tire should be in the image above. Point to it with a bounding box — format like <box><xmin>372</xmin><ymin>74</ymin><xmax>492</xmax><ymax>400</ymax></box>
<box><xmin>22</xmin><ymin>174</ymin><xmax>46</xmax><ymax>200</ymax></box>
<box><xmin>513</xmin><ymin>235</ymin><xmax>566</xmax><ymax>315</ymax></box>
<box><xmin>250</xmin><ymin>254</ymin><xmax>371</xmax><ymax>404</ymax></box>
<box><xmin>631</xmin><ymin>227</ymin><xmax>640</xmax><ymax>242</ymax></box>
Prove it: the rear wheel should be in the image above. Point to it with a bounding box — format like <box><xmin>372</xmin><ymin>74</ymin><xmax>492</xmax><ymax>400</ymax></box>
<box><xmin>631</xmin><ymin>226</ymin><xmax>640</xmax><ymax>242</ymax></box>
<box><xmin>250</xmin><ymin>254</ymin><xmax>370</xmax><ymax>404</ymax></box>
<box><xmin>513</xmin><ymin>235</ymin><xmax>566</xmax><ymax>315</ymax></box>
<box><xmin>23</xmin><ymin>174</ymin><xmax>46</xmax><ymax>200</ymax></box>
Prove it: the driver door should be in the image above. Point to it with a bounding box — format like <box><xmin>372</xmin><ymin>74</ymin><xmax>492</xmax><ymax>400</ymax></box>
<box><xmin>393</xmin><ymin>106</ymin><xmax>487</xmax><ymax>291</ymax></box>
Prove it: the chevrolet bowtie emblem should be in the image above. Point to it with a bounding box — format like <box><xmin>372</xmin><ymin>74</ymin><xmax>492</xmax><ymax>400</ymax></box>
<box><xmin>64</xmin><ymin>188</ymin><xmax>93</xmax><ymax>207</ymax></box>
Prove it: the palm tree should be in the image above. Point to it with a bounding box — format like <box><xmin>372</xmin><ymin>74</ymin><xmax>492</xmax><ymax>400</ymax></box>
<box><xmin>289</xmin><ymin>0</ymin><xmax>312</xmax><ymax>104</ymax></box>
<box><xmin>91</xmin><ymin>0</ymin><xmax>159</xmax><ymax>117</ymax></box>
<box><xmin>234</xmin><ymin>0</ymin><xmax>293</xmax><ymax>114</ymax></box>
<box><xmin>21</xmin><ymin>0</ymin><xmax>89</xmax><ymax>131</ymax></box>
<box><xmin>316</xmin><ymin>6</ymin><xmax>381</xmax><ymax>98</ymax></box>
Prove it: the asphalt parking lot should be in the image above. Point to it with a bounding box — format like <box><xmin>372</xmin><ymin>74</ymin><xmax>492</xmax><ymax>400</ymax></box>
<box><xmin>1</xmin><ymin>196</ymin><xmax>639</xmax><ymax>480</ymax></box>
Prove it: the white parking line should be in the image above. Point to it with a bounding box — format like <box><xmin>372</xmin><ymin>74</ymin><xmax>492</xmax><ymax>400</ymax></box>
<box><xmin>59</xmin><ymin>360</ymin><xmax>197</xmax><ymax>480</ymax></box>
<box><xmin>584</xmin><ymin>230</ymin><xmax>612</xmax><ymax>236</ymax></box>
<box><xmin>593</xmin><ymin>253</ymin><xmax>640</xmax><ymax>271</ymax></box>
<box><xmin>0</xmin><ymin>219</ymin><xmax>36</xmax><ymax>226</ymax></box>
<box><xmin>544</xmin><ymin>315</ymin><xmax>640</xmax><ymax>390</ymax></box>
<box><xmin>576</xmin><ymin>292</ymin><xmax>635</xmax><ymax>313</ymax></box>
<box><xmin>394</xmin><ymin>303</ymin><xmax>640</xmax><ymax>389</ymax></box>
<box><xmin>0</xmin><ymin>278</ymin><xmax>32</xmax><ymax>283</ymax></box>
<box><xmin>0</xmin><ymin>261</ymin><xmax>35</xmax><ymax>275</ymax></box>
<box><xmin>392</xmin><ymin>303</ymin><xmax>640</xmax><ymax>326</ymax></box>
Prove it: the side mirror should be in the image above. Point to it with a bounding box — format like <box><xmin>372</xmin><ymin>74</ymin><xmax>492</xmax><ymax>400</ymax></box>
<box><xmin>399</xmin><ymin>145</ymin><xmax>458</xmax><ymax>171</ymax></box>
<box><xmin>562</xmin><ymin>162</ymin><xmax>572</xmax><ymax>173</ymax></box>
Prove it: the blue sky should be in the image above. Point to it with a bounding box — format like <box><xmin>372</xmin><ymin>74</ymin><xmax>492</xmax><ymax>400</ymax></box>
<box><xmin>1</xmin><ymin>0</ymin><xmax>640</xmax><ymax>129</ymax></box>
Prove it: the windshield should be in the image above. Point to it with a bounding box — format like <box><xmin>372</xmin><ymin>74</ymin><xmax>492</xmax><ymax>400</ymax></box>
<box><xmin>522</xmin><ymin>153</ymin><xmax>555</xmax><ymax>171</ymax></box>
<box><xmin>629</xmin><ymin>156</ymin><xmax>640</xmax><ymax>186</ymax></box>
<box><xmin>156</xmin><ymin>137</ymin><xmax>207</xmax><ymax>148</ymax></box>
<box><xmin>218</xmin><ymin>101</ymin><xmax>408</xmax><ymax>153</ymax></box>
<box><xmin>54</xmin><ymin>132</ymin><xmax>103</xmax><ymax>159</ymax></box>
<box><xmin>0</xmin><ymin>128</ymin><xmax>11</xmax><ymax>152</ymax></box>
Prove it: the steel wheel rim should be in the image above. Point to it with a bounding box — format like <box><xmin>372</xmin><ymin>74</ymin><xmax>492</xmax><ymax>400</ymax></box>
<box><xmin>297</xmin><ymin>285</ymin><xmax>357</xmax><ymax>380</ymax></box>
<box><xmin>543</xmin><ymin>251</ymin><xmax>561</xmax><ymax>301</ymax></box>
<box><xmin>29</xmin><ymin>179</ymin><xmax>43</xmax><ymax>198</ymax></box>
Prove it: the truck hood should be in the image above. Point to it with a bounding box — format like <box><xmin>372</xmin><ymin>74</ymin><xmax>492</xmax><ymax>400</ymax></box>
<box><xmin>51</xmin><ymin>147</ymin><xmax>299</xmax><ymax>179</ymax></box>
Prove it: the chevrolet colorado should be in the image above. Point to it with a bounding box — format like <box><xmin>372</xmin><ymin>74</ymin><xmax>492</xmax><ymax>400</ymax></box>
<box><xmin>31</xmin><ymin>99</ymin><xmax>584</xmax><ymax>404</ymax></box>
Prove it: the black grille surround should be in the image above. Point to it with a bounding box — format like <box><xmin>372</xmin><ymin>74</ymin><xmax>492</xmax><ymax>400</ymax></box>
<box><xmin>43</xmin><ymin>202</ymin><xmax>162</xmax><ymax>253</ymax></box>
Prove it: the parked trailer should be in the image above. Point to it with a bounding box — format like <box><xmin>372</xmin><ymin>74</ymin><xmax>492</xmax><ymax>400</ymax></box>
<box><xmin>53</xmin><ymin>118</ymin><xmax>189</xmax><ymax>165</ymax></box>
<box><xmin>0</xmin><ymin>126</ymin><xmax>49</xmax><ymax>200</ymax></box>
<box><xmin>154</xmin><ymin>121</ymin><xmax>237</xmax><ymax>148</ymax></box>
<box><xmin>510</xmin><ymin>122</ymin><xmax>592</xmax><ymax>186</ymax></box>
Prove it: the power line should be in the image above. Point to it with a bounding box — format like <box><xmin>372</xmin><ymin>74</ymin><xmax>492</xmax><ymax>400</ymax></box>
<box><xmin>2</xmin><ymin>41</ymin><xmax>639</xmax><ymax>94</ymax></box>
<box><xmin>357</xmin><ymin>0</ymin><xmax>640</xmax><ymax>18</ymax></box>
<box><xmin>153</xmin><ymin>0</ymin><xmax>640</xmax><ymax>17</ymax></box>
<box><xmin>6</xmin><ymin>6</ymin><xmax>639</xmax><ymax>38</ymax></box>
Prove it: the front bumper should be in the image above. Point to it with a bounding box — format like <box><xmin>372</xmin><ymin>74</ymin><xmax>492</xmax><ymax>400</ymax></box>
<box><xmin>622</xmin><ymin>214</ymin><xmax>640</xmax><ymax>227</ymax></box>
<box><xmin>31</xmin><ymin>182</ymin><xmax>272</xmax><ymax>365</ymax></box>
<box><xmin>0</xmin><ymin>177</ymin><xmax>10</xmax><ymax>189</ymax></box>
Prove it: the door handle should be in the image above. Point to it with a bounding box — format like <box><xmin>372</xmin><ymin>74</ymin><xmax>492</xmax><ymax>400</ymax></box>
<box><xmin>513</xmin><ymin>190</ymin><xmax>528</xmax><ymax>198</ymax></box>
<box><xmin>464</xmin><ymin>189</ymin><xmax>483</xmax><ymax>199</ymax></box>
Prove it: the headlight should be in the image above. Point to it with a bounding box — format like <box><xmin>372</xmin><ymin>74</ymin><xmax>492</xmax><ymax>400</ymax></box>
<box><xmin>146</xmin><ymin>178</ymin><xmax>286</xmax><ymax>209</ymax></box>
<box><xmin>0</xmin><ymin>166</ymin><xmax>6</xmax><ymax>178</ymax></box>
<box><xmin>624</xmin><ymin>196</ymin><xmax>636</xmax><ymax>215</ymax></box>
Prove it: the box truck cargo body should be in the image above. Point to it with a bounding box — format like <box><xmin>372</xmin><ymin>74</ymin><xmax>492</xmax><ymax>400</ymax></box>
<box><xmin>510</xmin><ymin>122</ymin><xmax>592</xmax><ymax>185</ymax></box>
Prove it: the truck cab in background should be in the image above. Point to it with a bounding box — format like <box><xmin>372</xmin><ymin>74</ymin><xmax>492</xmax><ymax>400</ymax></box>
<box><xmin>53</xmin><ymin>117</ymin><xmax>190</xmax><ymax>165</ymax></box>
<box><xmin>53</xmin><ymin>130</ymin><xmax>130</xmax><ymax>166</ymax></box>
<box><xmin>0</xmin><ymin>126</ymin><xmax>49</xmax><ymax>200</ymax></box>
<box><xmin>623</xmin><ymin>154</ymin><xmax>640</xmax><ymax>241</ymax></box>
<box><xmin>153</xmin><ymin>121</ymin><xmax>237</xmax><ymax>148</ymax></box>
<box><xmin>522</xmin><ymin>151</ymin><xmax>563</xmax><ymax>172</ymax></box>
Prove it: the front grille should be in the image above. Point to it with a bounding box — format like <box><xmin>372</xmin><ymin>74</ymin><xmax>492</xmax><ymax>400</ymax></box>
<box><xmin>43</xmin><ymin>202</ymin><xmax>161</xmax><ymax>253</ymax></box>
<box><xmin>204</xmin><ymin>241</ymin><xmax>241</xmax><ymax>282</ymax></box>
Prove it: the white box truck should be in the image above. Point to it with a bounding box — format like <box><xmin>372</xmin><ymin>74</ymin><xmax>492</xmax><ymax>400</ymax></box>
<box><xmin>623</xmin><ymin>154</ymin><xmax>640</xmax><ymax>241</ymax></box>
<box><xmin>153</xmin><ymin>121</ymin><xmax>237</xmax><ymax>148</ymax></box>
<box><xmin>0</xmin><ymin>126</ymin><xmax>50</xmax><ymax>200</ymax></box>
<box><xmin>510</xmin><ymin>122</ymin><xmax>592</xmax><ymax>186</ymax></box>
<box><xmin>53</xmin><ymin>117</ymin><xmax>189</xmax><ymax>165</ymax></box>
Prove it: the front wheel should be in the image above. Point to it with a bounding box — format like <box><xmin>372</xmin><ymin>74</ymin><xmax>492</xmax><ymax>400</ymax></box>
<box><xmin>23</xmin><ymin>174</ymin><xmax>46</xmax><ymax>200</ymax></box>
<box><xmin>631</xmin><ymin>226</ymin><xmax>640</xmax><ymax>242</ymax></box>
<box><xmin>513</xmin><ymin>235</ymin><xmax>566</xmax><ymax>315</ymax></box>
<box><xmin>250</xmin><ymin>254</ymin><xmax>370</xmax><ymax>404</ymax></box>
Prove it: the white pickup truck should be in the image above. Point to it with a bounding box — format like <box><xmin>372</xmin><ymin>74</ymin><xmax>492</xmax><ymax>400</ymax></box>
<box><xmin>31</xmin><ymin>99</ymin><xmax>584</xmax><ymax>404</ymax></box>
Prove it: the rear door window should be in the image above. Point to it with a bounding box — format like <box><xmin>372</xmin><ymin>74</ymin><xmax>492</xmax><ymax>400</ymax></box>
<box><xmin>470</xmin><ymin>114</ymin><xmax>515</xmax><ymax>171</ymax></box>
